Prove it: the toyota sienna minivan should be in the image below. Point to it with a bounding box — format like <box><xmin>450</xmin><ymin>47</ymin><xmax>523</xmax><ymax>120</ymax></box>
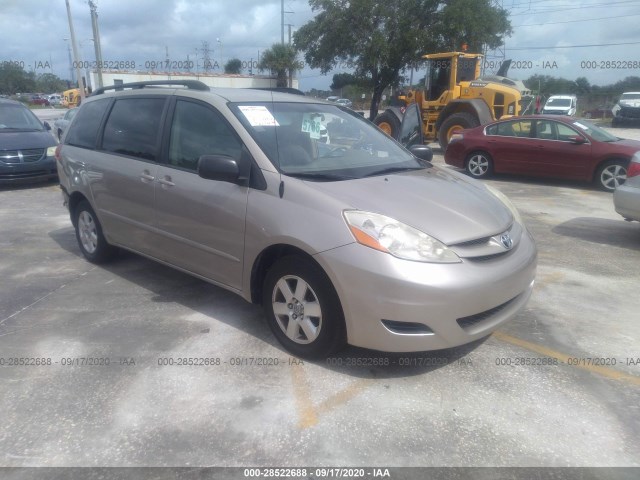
<box><xmin>56</xmin><ymin>81</ymin><xmax>537</xmax><ymax>358</ymax></box>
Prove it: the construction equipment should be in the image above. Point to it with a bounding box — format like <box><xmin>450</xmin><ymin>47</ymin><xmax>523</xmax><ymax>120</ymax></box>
<box><xmin>374</xmin><ymin>52</ymin><xmax>533</xmax><ymax>149</ymax></box>
<box><xmin>62</xmin><ymin>88</ymin><xmax>82</xmax><ymax>108</ymax></box>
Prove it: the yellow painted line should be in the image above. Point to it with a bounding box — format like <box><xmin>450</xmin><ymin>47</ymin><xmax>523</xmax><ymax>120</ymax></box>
<box><xmin>290</xmin><ymin>362</ymin><xmax>318</xmax><ymax>429</ymax></box>
<box><xmin>493</xmin><ymin>331</ymin><xmax>640</xmax><ymax>387</ymax></box>
<box><xmin>317</xmin><ymin>378</ymin><xmax>375</xmax><ymax>416</ymax></box>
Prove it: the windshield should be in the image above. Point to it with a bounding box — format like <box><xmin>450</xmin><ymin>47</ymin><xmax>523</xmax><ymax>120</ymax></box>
<box><xmin>620</xmin><ymin>93</ymin><xmax>640</xmax><ymax>101</ymax></box>
<box><xmin>231</xmin><ymin>102</ymin><xmax>424</xmax><ymax>180</ymax></box>
<box><xmin>572</xmin><ymin>120</ymin><xmax>618</xmax><ymax>142</ymax></box>
<box><xmin>546</xmin><ymin>98</ymin><xmax>571</xmax><ymax>107</ymax></box>
<box><xmin>0</xmin><ymin>104</ymin><xmax>44</xmax><ymax>131</ymax></box>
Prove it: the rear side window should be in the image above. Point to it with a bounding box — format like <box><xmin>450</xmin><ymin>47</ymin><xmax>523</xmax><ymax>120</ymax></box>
<box><xmin>65</xmin><ymin>98</ymin><xmax>110</xmax><ymax>148</ymax></box>
<box><xmin>102</xmin><ymin>98</ymin><xmax>166</xmax><ymax>161</ymax></box>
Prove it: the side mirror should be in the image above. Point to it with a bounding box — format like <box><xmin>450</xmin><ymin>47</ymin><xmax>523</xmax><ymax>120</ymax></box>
<box><xmin>44</xmin><ymin>121</ymin><xmax>51</xmax><ymax>131</ymax></box>
<box><xmin>409</xmin><ymin>144</ymin><xmax>433</xmax><ymax>162</ymax></box>
<box><xmin>568</xmin><ymin>135</ymin><xmax>586</xmax><ymax>144</ymax></box>
<box><xmin>198</xmin><ymin>155</ymin><xmax>243</xmax><ymax>184</ymax></box>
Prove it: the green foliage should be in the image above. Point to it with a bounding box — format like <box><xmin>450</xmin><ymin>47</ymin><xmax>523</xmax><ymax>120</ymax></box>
<box><xmin>294</xmin><ymin>0</ymin><xmax>512</xmax><ymax>119</ymax></box>
<box><xmin>0</xmin><ymin>63</ymin><xmax>36</xmax><ymax>95</ymax></box>
<box><xmin>224</xmin><ymin>58</ymin><xmax>243</xmax><ymax>74</ymax></box>
<box><xmin>435</xmin><ymin>0</ymin><xmax>511</xmax><ymax>52</ymax></box>
<box><xmin>258</xmin><ymin>44</ymin><xmax>300</xmax><ymax>88</ymax></box>
<box><xmin>35</xmin><ymin>73</ymin><xmax>68</xmax><ymax>93</ymax></box>
<box><xmin>330</xmin><ymin>73</ymin><xmax>357</xmax><ymax>91</ymax></box>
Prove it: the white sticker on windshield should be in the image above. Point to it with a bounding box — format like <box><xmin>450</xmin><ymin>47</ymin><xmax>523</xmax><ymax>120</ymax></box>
<box><xmin>238</xmin><ymin>106</ymin><xmax>279</xmax><ymax>126</ymax></box>
<box><xmin>301</xmin><ymin>113</ymin><xmax>322</xmax><ymax>139</ymax></box>
<box><xmin>573</xmin><ymin>122</ymin><xmax>588</xmax><ymax>131</ymax></box>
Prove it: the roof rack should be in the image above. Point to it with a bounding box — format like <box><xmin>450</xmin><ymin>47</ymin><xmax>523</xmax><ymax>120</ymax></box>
<box><xmin>92</xmin><ymin>80</ymin><xmax>210</xmax><ymax>96</ymax></box>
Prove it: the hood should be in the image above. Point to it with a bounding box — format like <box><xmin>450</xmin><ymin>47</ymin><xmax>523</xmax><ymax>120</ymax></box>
<box><xmin>0</xmin><ymin>130</ymin><xmax>57</xmax><ymax>150</ymax></box>
<box><xmin>305</xmin><ymin>166</ymin><xmax>513</xmax><ymax>245</ymax></box>
<box><xmin>609</xmin><ymin>139</ymin><xmax>640</xmax><ymax>152</ymax></box>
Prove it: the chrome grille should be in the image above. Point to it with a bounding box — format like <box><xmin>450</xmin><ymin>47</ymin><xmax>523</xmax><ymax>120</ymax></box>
<box><xmin>0</xmin><ymin>148</ymin><xmax>46</xmax><ymax>164</ymax></box>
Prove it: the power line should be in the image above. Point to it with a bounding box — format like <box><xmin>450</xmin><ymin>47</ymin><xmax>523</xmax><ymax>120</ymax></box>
<box><xmin>513</xmin><ymin>12</ymin><xmax>640</xmax><ymax>26</ymax></box>
<box><xmin>508</xmin><ymin>1</ymin><xmax>640</xmax><ymax>16</ymax></box>
<box><xmin>506</xmin><ymin>41</ymin><xmax>640</xmax><ymax>50</ymax></box>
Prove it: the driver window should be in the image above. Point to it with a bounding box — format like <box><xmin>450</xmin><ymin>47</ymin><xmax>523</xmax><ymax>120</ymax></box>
<box><xmin>535</xmin><ymin>120</ymin><xmax>558</xmax><ymax>141</ymax></box>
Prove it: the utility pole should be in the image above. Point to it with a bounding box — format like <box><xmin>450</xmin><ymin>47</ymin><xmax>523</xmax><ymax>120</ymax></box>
<box><xmin>88</xmin><ymin>0</ymin><xmax>104</xmax><ymax>88</ymax></box>
<box><xmin>65</xmin><ymin>0</ymin><xmax>85</xmax><ymax>100</ymax></box>
<box><xmin>63</xmin><ymin>39</ymin><xmax>75</xmax><ymax>83</ymax></box>
<box><xmin>281</xmin><ymin>0</ymin><xmax>284</xmax><ymax>44</ymax></box>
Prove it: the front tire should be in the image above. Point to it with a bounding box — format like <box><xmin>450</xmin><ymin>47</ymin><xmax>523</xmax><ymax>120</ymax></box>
<box><xmin>465</xmin><ymin>151</ymin><xmax>493</xmax><ymax>179</ymax></box>
<box><xmin>374</xmin><ymin>111</ymin><xmax>401</xmax><ymax>139</ymax></box>
<box><xmin>438</xmin><ymin>112</ymin><xmax>480</xmax><ymax>149</ymax></box>
<box><xmin>73</xmin><ymin>200</ymin><xmax>116</xmax><ymax>263</ymax></box>
<box><xmin>596</xmin><ymin>159</ymin><xmax>628</xmax><ymax>192</ymax></box>
<box><xmin>262</xmin><ymin>256</ymin><xmax>346</xmax><ymax>359</ymax></box>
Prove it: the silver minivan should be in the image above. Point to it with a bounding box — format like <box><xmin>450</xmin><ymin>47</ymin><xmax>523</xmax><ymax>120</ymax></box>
<box><xmin>56</xmin><ymin>81</ymin><xmax>536</xmax><ymax>358</ymax></box>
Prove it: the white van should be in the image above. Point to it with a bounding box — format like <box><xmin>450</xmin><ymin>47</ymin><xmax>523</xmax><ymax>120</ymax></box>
<box><xmin>542</xmin><ymin>95</ymin><xmax>577</xmax><ymax>116</ymax></box>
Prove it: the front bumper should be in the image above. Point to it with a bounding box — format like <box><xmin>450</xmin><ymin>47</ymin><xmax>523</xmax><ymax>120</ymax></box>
<box><xmin>614</xmin><ymin>183</ymin><xmax>640</xmax><ymax>221</ymax></box>
<box><xmin>315</xmin><ymin>229</ymin><xmax>537</xmax><ymax>352</ymax></box>
<box><xmin>0</xmin><ymin>155</ymin><xmax>58</xmax><ymax>185</ymax></box>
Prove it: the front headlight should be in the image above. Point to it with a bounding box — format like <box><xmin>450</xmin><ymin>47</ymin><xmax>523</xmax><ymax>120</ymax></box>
<box><xmin>343</xmin><ymin>210</ymin><xmax>460</xmax><ymax>263</ymax></box>
<box><xmin>484</xmin><ymin>184</ymin><xmax>522</xmax><ymax>224</ymax></box>
<box><xmin>46</xmin><ymin>146</ymin><xmax>57</xmax><ymax>157</ymax></box>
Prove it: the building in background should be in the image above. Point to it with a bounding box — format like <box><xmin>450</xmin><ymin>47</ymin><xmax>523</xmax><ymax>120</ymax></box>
<box><xmin>89</xmin><ymin>70</ymin><xmax>298</xmax><ymax>90</ymax></box>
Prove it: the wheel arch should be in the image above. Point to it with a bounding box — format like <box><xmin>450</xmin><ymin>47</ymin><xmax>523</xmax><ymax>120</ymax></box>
<box><xmin>592</xmin><ymin>156</ymin><xmax>630</xmax><ymax>182</ymax></box>
<box><xmin>68</xmin><ymin>191</ymin><xmax>91</xmax><ymax>227</ymax></box>
<box><xmin>435</xmin><ymin>99</ymin><xmax>493</xmax><ymax>131</ymax></box>
<box><xmin>250</xmin><ymin>244</ymin><xmax>323</xmax><ymax>305</ymax></box>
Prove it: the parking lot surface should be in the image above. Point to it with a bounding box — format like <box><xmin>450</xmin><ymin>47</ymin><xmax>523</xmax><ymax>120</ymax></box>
<box><xmin>0</xmin><ymin>120</ymin><xmax>639</xmax><ymax>468</ymax></box>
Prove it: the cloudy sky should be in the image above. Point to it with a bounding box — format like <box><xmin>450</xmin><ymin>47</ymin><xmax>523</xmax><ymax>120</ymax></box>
<box><xmin>1</xmin><ymin>0</ymin><xmax>639</xmax><ymax>91</ymax></box>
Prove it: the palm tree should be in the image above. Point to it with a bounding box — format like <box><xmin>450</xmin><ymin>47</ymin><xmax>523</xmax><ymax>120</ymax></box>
<box><xmin>258</xmin><ymin>43</ymin><xmax>299</xmax><ymax>88</ymax></box>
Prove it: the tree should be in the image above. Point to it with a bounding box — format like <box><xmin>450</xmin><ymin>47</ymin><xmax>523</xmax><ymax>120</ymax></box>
<box><xmin>434</xmin><ymin>0</ymin><xmax>511</xmax><ymax>52</ymax></box>
<box><xmin>224</xmin><ymin>58</ymin><xmax>243</xmax><ymax>74</ymax></box>
<box><xmin>295</xmin><ymin>0</ymin><xmax>511</xmax><ymax>120</ymax></box>
<box><xmin>0</xmin><ymin>63</ymin><xmax>36</xmax><ymax>95</ymax></box>
<box><xmin>258</xmin><ymin>43</ymin><xmax>300</xmax><ymax>87</ymax></box>
<box><xmin>36</xmin><ymin>73</ymin><xmax>68</xmax><ymax>93</ymax></box>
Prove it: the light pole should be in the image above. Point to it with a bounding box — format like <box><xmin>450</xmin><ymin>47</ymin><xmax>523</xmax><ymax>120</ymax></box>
<box><xmin>217</xmin><ymin>38</ymin><xmax>223</xmax><ymax>71</ymax></box>
<box><xmin>79</xmin><ymin>39</ymin><xmax>95</xmax><ymax>91</ymax></box>
<box><xmin>63</xmin><ymin>38</ymin><xmax>75</xmax><ymax>83</ymax></box>
<box><xmin>64</xmin><ymin>0</ymin><xmax>85</xmax><ymax>101</ymax></box>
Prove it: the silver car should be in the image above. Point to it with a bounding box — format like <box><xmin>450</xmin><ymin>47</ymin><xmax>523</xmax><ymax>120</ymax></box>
<box><xmin>56</xmin><ymin>81</ymin><xmax>536</xmax><ymax>358</ymax></box>
<box><xmin>614</xmin><ymin>152</ymin><xmax>640</xmax><ymax>221</ymax></box>
<box><xmin>53</xmin><ymin>107</ymin><xmax>78</xmax><ymax>141</ymax></box>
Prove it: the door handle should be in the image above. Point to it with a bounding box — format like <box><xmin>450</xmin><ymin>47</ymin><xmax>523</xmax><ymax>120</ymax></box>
<box><xmin>157</xmin><ymin>176</ymin><xmax>175</xmax><ymax>188</ymax></box>
<box><xmin>140</xmin><ymin>171</ymin><xmax>155</xmax><ymax>183</ymax></box>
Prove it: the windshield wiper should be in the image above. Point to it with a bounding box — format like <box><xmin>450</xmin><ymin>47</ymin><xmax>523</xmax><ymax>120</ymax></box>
<box><xmin>363</xmin><ymin>166</ymin><xmax>424</xmax><ymax>177</ymax></box>
<box><xmin>285</xmin><ymin>172</ymin><xmax>354</xmax><ymax>181</ymax></box>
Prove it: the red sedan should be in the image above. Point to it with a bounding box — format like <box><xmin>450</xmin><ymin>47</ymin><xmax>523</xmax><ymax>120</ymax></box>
<box><xmin>444</xmin><ymin>115</ymin><xmax>640</xmax><ymax>191</ymax></box>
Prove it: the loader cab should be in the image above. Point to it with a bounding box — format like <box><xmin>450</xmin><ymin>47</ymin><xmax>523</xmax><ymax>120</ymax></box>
<box><xmin>423</xmin><ymin>53</ymin><xmax>482</xmax><ymax>102</ymax></box>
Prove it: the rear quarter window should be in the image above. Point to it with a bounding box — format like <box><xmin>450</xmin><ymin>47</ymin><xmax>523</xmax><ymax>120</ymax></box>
<box><xmin>65</xmin><ymin>99</ymin><xmax>111</xmax><ymax>149</ymax></box>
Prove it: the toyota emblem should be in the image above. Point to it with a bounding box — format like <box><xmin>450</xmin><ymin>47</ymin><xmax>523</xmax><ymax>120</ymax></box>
<box><xmin>500</xmin><ymin>233</ymin><xmax>513</xmax><ymax>250</ymax></box>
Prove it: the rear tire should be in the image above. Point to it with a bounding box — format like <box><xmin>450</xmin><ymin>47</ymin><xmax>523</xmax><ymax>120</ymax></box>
<box><xmin>374</xmin><ymin>111</ymin><xmax>401</xmax><ymax>139</ymax></box>
<box><xmin>73</xmin><ymin>200</ymin><xmax>117</xmax><ymax>263</ymax></box>
<box><xmin>262</xmin><ymin>255</ymin><xmax>346</xmax><ymax>359</ymax></box>
<box><xmin>438</xmin><ymin>112</ymin><xmax>480</xmax><ymax>150</ymax></box>
<box><xmin>595</xmin><ymin>159</ymin><xmax>628</xmax><ymax>192</ymax></box>
<box><xmin>465</xmin><ymin>151</ymin><xmax>493</xmax><ymax>179</ymax></box>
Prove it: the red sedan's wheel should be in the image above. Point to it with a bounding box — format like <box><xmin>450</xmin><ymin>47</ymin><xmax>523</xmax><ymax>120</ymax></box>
<box><xmin>465</xmin><ymin>151</ymin><xmax>493</xmax><ymax>179</ymax></box>
<box><xmin>596</xmin><ymin>159</ymin><xmax>628</xmax><ymax>192</ymax></box>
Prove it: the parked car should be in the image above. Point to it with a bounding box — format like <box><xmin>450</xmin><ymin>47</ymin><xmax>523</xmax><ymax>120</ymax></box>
<box><xmin>612</xmin><ymin>92</ymin><xmax>640</xmax><ymax>127</ymax></box>
<box><xmin>582</xmin><ymin>105</ymin><xmax>614</xmax><ymax>120</ymax></box>
<box><xmin>613</xmin><ymin>152</ymin><xmax>640</xmax><ymax>221</ymax></box>
<box><xmin>0</xmin><ymin>98</ymin><xmax>58</xmax><ymax>184</ymax></box>
<box><xmin>336</xmin><ymin>98</ymin><xmax>353</xmax><ymax>108</ymax></box>
<box><xmin>53</xmin><ymin>107</ymin><xmax>78</xmax><ymax>140</ymax></box>
<box><xmin>445</xmin><ymin>115</ymin><xmax>640</xmax><ymax>191</ymax></box>
<box><xmin>48</xmin><ymin>94</ymin><xmax>62</xmax><ymax>106</ymax></box>
<box><xmin>30</xmin><ymin>94</ymin><xmax>50</xmax><ymax>106</ymax></box>
<box><xmin>326</xmin><ymin>96</ymin><xmax>339</xmax><ymax>102</ymax></box>
<box><xmin>57</xmin><ymin>81</ymin><xmax>536</xmax><ymax>358</ymax></box>
<box><xmin>542</xmin><ymin>95</ymin><xmax>577</xmax><ymax>116</ymax></box>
